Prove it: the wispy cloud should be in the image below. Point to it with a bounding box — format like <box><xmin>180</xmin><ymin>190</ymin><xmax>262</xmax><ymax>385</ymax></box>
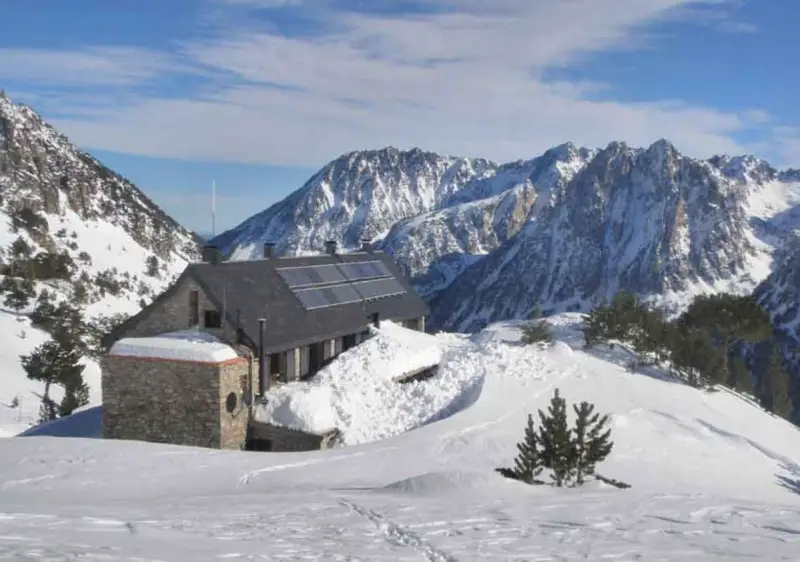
<box><xmin>6</xmin><ymin>0</ymin><xmax>788</xmax><ymax>167</ymax></box>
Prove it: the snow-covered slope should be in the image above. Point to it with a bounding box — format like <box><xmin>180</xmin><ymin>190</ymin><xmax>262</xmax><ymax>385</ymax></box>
<box><xmin>0</xmin><ymin>92</ymin><xmax>201</xmax><ymax>430</ymax></box>
<box><xmin>1</xmin><ymin>315</ymin><xmax>799</xmax><ymax>560</ymax></box>
<box><xmin>431</xmin><ymin>141</ymin><xmax>800</xmax><ymax>331</ymax></box>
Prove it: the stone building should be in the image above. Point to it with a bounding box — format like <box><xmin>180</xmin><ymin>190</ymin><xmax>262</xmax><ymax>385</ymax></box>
<box><xmin>101</xmin><ymin>240</ymin><xmax>430</xmax><ymax>451</ymax></box>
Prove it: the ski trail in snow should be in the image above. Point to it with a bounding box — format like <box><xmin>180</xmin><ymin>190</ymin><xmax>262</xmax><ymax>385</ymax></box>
<box><xmin>238</xmin><ymin>446</ymin><xmax>397</xmax><ymax>486</ymax></box>
<box><xmin>337</xmin><ymin>497</ymin><xmax>458</xmax><ymax>562</ymax></box>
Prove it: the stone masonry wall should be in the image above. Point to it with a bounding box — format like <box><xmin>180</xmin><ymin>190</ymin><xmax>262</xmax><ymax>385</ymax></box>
<box><xmin>102</xmin><ymin>355</ymin><xmax>247</xmax><ymax>448</ymax></box>
<box><xmin>219</xmin><ymin>359</ymin><xmax>251</xmax><ymax>450</ymax></box>
<box><xmin>121</xmin><ymin>277</ymin><xmax>237</xmax><ymax>344</ymax></box>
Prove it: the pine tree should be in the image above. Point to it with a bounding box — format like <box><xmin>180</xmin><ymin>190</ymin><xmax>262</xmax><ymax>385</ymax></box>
<box><xmin>512</xmin><ymin>414</ymin><xmax>543</xmax><ymax>484</ymax></box>
<box><xmin>760</xmin><ymin>347</ymin><xmax>792</xmax><ymax>419</ymax></box>
<box><xmin>572</xmin><ymin>401</ymin><xmax>614</xmax><ymax>484</ymax></box>
<box><xmin>20</xmin><ymin>339</ymin><xmax>87</xmax><ymax>422</ymax></box>
<box><xmin>669</xmin><ymin>328</ymin><xmax>727</xmax><ymax>387</ymax></box>
<box><xmin>3</xmin><ymin>277</ymin><xmax>34</xmax><ymax>315</ymax></box>
<box><xmin>537</xmin><ymin>389</ymin><xmax>575</xmax><ymax>487</ymax></box>
<box><xmin>730</xmin><ymin>356</ymin><xmax>751</xmax><ymax>393</ymax></box>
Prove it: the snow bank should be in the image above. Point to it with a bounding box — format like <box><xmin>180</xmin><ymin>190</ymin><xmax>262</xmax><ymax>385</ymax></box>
<box><xmin>254</xmin><ymin>320</ymin><xmax>558</xmax><ymax>445</ymax></box>
<box><xmin>109</xmin><ymin>329</ymin><xmax>239</xmax><ymax>363</ymax></box>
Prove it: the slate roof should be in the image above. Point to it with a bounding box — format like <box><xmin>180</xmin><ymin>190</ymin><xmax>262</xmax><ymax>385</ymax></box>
<box><xmin>104</xmin><ymin>250</ymin><xmax>430</xmax><ymax>355</ymax></box>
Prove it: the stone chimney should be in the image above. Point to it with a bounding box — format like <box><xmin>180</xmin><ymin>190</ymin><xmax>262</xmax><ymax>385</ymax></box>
<box><xmin>202</xmin><ymin>244</ymin><xmax>222</xmax><ymax>264</ymax></box>
<box><xmin>360</xmin><ymin>238</ymin><xmax>372</xmax><ymax>252</ymax></box>
<box><xmin>324</xmin><ymin>240</ymin><xmax>337</xmax><ymax>256</ymax></box>
<box><xmin>263</xmin><ymin>242</ymin><xmax>275</xmax><ymax>259</ymax></box>
<box><xmin>371</xmin><ymin>312</ymin><xmax>380</xmax><ymax>328</ymax></box>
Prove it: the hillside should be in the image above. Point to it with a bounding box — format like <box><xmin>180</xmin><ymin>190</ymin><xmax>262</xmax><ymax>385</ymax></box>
<box><xmin>0</xmin><ymin>92</ymin><xmax>201</xmax><ymax>428</ymax></box>
<box><xmin>1</xmin><ymin>316</ymin><xmax>798</xmax><ymax>559</ymax></box>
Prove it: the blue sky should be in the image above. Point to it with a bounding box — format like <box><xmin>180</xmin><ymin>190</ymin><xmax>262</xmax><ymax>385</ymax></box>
<box><xmin>1</xmin><ymin>0</ymin><xmax>797</xmax><ymax>233</ymax></box>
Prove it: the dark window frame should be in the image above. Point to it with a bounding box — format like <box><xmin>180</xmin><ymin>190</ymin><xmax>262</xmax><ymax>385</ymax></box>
<box><xmin>204</xmin><ymin>309</ymin><xmax>222</xmax><ymax>328</ymax></box>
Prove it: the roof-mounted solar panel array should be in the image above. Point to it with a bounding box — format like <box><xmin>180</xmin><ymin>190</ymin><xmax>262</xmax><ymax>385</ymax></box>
<box><xmin>278</xmin><ymin>260</ymin><xmax>407</xmax><ymax>310</ymax></box>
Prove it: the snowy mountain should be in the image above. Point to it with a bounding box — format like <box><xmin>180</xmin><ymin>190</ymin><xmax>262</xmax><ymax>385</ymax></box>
<box><xmin>431</xmin><ymin>141</ymin><xmax>800</xmax><ymax>331</ymax></box>
<box><xmin>1</xmin><ymin>315</ymin><xmax>799</xmax><ymax>559</ymax></box>
<box><xmin>212</xmin><ymin>147</ymin><xmax>498</xmax><ymax>259</ymax></box>
<box><xmin>754</xmin><ymin>233</ymin><xmax>800</xmax><ymax>374</ymax></box>
<box><xmin>0</xmin><ymin>91</ymin><xmax>201</xmax><ymax>428</ymax></box>
<box><xmin>214</xmin><ymin>141</ymin><xmax>799</xmax><ymax>331</ymax></box>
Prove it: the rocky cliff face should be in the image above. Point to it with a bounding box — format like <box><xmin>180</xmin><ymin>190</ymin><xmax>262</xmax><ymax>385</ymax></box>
<box><xmin>212</xmin><ymin>147</ymin><xmax>497</xmax><ymax>260</ymax></box>
<box><xmin>429</xmin><ymin>141</ymin><xmax>799</xmax><ymax>331</ymax></box>
<box><xmin>0</xmin><ymin>91</ymin><xmax>201</xmax><ymax>315</ymax></box>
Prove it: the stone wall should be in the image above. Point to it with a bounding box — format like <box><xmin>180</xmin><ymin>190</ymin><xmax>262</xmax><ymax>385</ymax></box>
<box><xmin>219</xmin><ymin>359</ymin><xmax>251</xmax><ymax>449</ymax></box>
<box><xmin>120</xmin><ymin>277</ymin><xmax>237</xmax><ymax>344</ymax></box>
<box><xmin>247</xmin><ymin>421</ymin><xmax>339</xmax><ymax>452</ymax></box>
<box><xmin>102</xmin><ymin>354</ymin><xmax>250</xmax><ymax>449</ymax></box>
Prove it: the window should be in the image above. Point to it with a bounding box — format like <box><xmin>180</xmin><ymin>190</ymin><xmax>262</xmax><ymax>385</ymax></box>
<box><xmin>204</xmin><ymin>309</ymin><xmax>222</xmax><ymax>328</ymax></box>
<box><xmin>189</xmin><ymin>290</ymin><xmax>199</xmax><ymax>326</ymax></box>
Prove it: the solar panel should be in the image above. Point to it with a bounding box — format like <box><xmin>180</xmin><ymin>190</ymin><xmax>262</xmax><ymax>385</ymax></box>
<box><xmin>277</xmin><ymin>267</ymin><xmax>314</xmax><ymax>288</ymax></box>
<box><xmin>293</xmin><ymin>288</ymin><xmax>332</xmax><ymax>309</ymax></box>
<box><xmin>353</xmin><ymin>277</ymin><xmax>407</xmax><ymax>300</ymax></box>
<box><xmin>338</xmin><ymin>260</ymin><xmax>392</xmax><ymax>282</ymax></box>
<box><xmin>309</xmin><ymin>264</ymin><xmax>347</xmax><ymax>284</ymax></box>
<box><xmin>326</xmin><ymin>283</ymin><xmax>362</xmax><ymax>305</ymax></box>
<box><xmin>277</xmin><ymin>265</ymin><xmax>348</xmax><ymax>288</ymax></box>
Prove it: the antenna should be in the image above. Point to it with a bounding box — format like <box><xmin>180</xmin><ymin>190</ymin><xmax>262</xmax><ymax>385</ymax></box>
<box><xmin>211</xmin><ymin>179</ymin><xmax>216</xmax><ymax>238</ymax></box>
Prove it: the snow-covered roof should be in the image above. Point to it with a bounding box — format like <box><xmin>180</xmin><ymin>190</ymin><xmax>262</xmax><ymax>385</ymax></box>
<box><xmin>108</xmin><ymin>329</ymin><xmax>240</xmax><ymax>364</ymax></box>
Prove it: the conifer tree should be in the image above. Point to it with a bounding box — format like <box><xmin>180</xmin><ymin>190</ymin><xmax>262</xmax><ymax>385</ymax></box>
<box><xmin>760</xmin><ymin>347</ymin><xmax>792</xmax><ymax>419</ymax></box>
<box><xmin>521</xmin><ymin>305</ymin><xmax>552</xmax><ymax>345</ymax></box>
<box><xmin>512</xmin><ymin>414</ymin><xmax>543</xmax><ymax>484</ymax></box>
<box><xmin>572</xmin><ymin>401</ymin><xmax>614</xmax><ymax>484</ymax></box>
<box><xmin>730</xmin><ymin>356</ymin><xmax>751</xmax><ymax>393</ymax></box>
<box><xmin>537</xmin><ymin>389</ymin><xmax>574</xmax><ymax>487</ymax></box>
<box><xmin>669</xmin><ymin>328</ymin><xmax>727</xmax><ymax>387</ymax></box>
<box><xmin>20</xmin><ymin>339</ymin><xmax>87</xmax><ymax>421</ymax></box>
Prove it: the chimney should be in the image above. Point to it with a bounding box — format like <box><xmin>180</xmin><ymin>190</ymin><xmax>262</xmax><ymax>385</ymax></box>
<box><xmin>324</xmin><ymin>240</ymin><xmax>337</xmax><ymax>256</ymax></box>
<box><xmin>258</xmin><ymin>318</ymin><xmax>267</xmax><ymax>395</ymax></box>
<box><xmin>263</xmin><ymin>242</ymin><xmax>275</xmax><ymax>259</ymax></box>
<box><xmin>360</xmin><ymin>238</ymin><xmax>372</xmax><ymax>252</ymax></box>
<box><xmin>201</xmin><ymin>244</ymin><xmax>221</xmax><ymax>264</ymax></box>
<box><xmin>371</xmin><ymin>312</ymin><xmax>380</xmax><ymax>328</ymax></box>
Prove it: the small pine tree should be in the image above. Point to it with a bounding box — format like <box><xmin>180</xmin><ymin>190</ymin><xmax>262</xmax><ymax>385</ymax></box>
<box><xmin>3</xmin><ymin>277</ymin><xmax>34</xmax><ymax>314</ymax></box>
<box><xmin>572</xmin><ymin>401</ymin><xmax>614</xmax><ymax>485</ymax></box>
<box><xmin>512</xmin><ymin>414</ymin><xmax>543</xmax><ymax>484</ymax></box>
<box><xmin>20</xmin><ymin>339</ymin><xmax>87</xmax><ymax>422</ymax></box>
<box><xmin>521</xmin><ymin>319</ymin><xmax>552</xmax><ymax>345</ymax></box>
<box><xmin>537</xmin><ymin>389</ymin><xmax>574</xmax><ymax>487</ymax></box>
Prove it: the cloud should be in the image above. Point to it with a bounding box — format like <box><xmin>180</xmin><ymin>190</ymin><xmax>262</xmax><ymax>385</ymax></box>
<box><xmin>7</xmin><ymin>0</ymin><xmax>787</xmax><ymax>167</ymax></box>
<box><xmin>0</xmin><ymin>47</ymin><xmax>185</xmax><ymax>87</ymax></box>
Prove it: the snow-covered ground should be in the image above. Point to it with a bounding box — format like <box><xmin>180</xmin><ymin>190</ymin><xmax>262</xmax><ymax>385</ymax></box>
<box><xmin>1</xmin><ymin>314</ymin><xmax>799</xmax><ymax>560</ymax></box>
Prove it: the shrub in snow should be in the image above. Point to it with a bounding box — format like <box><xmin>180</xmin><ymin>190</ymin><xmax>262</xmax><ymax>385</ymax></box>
<box><xmin>497</xmin><ymin>388</ymin><xmax>616</xmax><ymax>488</ymax></box>
<box><xmin>520</xmin><ymin>304</ymin><xmax>553</xmax><ymax>346</ymax></box>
